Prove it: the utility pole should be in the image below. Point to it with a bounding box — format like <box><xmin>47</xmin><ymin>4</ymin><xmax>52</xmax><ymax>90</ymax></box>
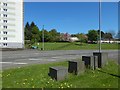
<box><xmin>99</xmin><ymin>0</ymin><xmax>101</xmax><ymax>52</ymax></box>
<box><xmin>42</xmin><ymin>25</ymin><xmax>44</xmax><ymax>50</ymax></box>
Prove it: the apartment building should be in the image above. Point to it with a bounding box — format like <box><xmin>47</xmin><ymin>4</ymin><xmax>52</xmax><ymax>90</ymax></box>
<box><xmin>0</xmin><ymin>0</ymin><xmax>24</xmax><ymax>48</ymax></box>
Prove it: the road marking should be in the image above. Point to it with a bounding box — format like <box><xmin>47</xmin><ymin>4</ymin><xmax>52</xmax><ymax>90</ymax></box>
<box><xmin>13</xmin><ymin>63</ymin><xmax>27</xmax><ymax>65</ymax></box>
<box><xmin>52</xmin><ymin>57</ymin><xmax>60</xmax><ymax>59</ymax></box>
<box><xmin>48</xmin><ymin>59</ymin><xmax>56</xmax><ymax>61</ymax></box>
<box><xmin>0</xmin><ymin>62</ymin><xmax>27</xmax><ymax>65</ymax></box>
<box><xmin>0</xmin><ymin>62</ymin><xmax>12</xmax><ymax>64</ymax></box>
<box><xmin>29</xmin><ymin>58</ymin><xmax>40</xmax><ymax>60</ymax></box>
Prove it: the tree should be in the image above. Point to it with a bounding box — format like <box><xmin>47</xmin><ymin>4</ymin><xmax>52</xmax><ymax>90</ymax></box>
<box><xmin>71</xmin><ymin>34</ymin><xmax>77</xmax><ymax>37</ymax></box>
<box><xmin>60</xmin><ymin>33</ymin><xmax>70</xmax><ymax>42</ymax></box>
<box><xmin>30</xmin><ymin>22</ymin><xmax>35</xmax><ymax>28</ymax></box>
<box><xmin>24</xmin><ymin>22</ymin><xmax>32</xmax><ymax>40</ymax></box>
<box><xmin>108</xmin><ymin>30</ymin><xmax>116</xmax><ymax>38</ymax></box>
<box><xmin>24</xmin><ymin>21</ymin><xmax>42</xmax><ymax>44</ymax></box>
<box><xmin>25</xmin><ymin>22</ymin><xmax>30</xmax><ymax>29</ymax></box>
<box><xmin>31</xmin><ymin>25</ymin><xmax>40</xmax><ymax>43</ymax></box>
<box><xmin>76</xmin><ymin>33</ymin><xmax>88</xmax><ymax>44</ymax></box>
<box><xmin>43</xmin><ymin>30</ymin><xmax>50</xmax><ymax>42</ymax></box>
<box><xmin>49</xmin><ymin>29</ymin><xmax>60</xmax><ymax>42</ymax></box>
<box><xmin>97</xmin><ymin>30</ymin><xmax>105</xmax><ymax>39</ymax></box>
<box><xmin>104</xmin><ymin>32</ymin><xmax>113</xmax><ymax>43</ymax></box>
<box><xmin>87</xmin><ymin>30</ymin><xmax>98</xmax><ymax>43</ymax></box>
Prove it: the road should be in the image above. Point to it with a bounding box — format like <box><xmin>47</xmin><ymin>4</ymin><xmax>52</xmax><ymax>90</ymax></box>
<box><xmin>1</xmin><ymin>49</ymin><xmax>118</xmax><ymax>70</ymax></box>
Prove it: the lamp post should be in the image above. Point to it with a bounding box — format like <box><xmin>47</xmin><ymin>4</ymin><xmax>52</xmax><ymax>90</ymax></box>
<box><xmin>42</xmin><ymin>25</ymin><xmax>44</xmax><ymax>50</ymax></box>
<box><xmin>93</xmin><ymin>0</ymin><xmax>108</xmax><ymax>68</ymax></box>
<box><xmin>99</xmin><ymin>0</ymin><xmax>101</xmax><ymax>52</ymax></box>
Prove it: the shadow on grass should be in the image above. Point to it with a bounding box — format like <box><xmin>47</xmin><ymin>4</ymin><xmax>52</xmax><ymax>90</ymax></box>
<box><xmin>97</xmin><ymin>70</ymin><xmax>120</xmax><ymax>78</ymax></box>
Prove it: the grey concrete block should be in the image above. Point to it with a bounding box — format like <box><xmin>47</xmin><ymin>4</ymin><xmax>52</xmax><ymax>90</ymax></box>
<box><xmin>93</xmin><ymin>52</ymin><xmax>108</xmax><ymax>68</ymax></box>
<box><xmin>82</xmin><ymin>56</ymin><xmax>98</xmax><ymax>70</ymax></box>
<box><xmin>48</xmin><ymin>66</ymin><xmax>68</xmax><ymax>81</ymax></box>
<box><xmin>94</xmin><ymin>56</ymin><xmax>98</xmax><ymax>69</ymax></box>
<box><xmin>68</xmin><ymin>60</ymin><xmax>85</xmax><ymax>75</ymax></box>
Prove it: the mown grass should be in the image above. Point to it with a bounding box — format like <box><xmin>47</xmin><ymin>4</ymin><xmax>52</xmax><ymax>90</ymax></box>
<box><xmin>34</xmin><ymin>42</ymin><xmax>118</xmax><ymax>50</ymax></box>
<box><xmin>2</xmin><ymin>60</ymin><xmax>119</xmax><ymax>88</ymax></box>
<box><xmin>0</xmin><ymin>71</ymin><xmax>2</xmax><ymax>89</ymax></box>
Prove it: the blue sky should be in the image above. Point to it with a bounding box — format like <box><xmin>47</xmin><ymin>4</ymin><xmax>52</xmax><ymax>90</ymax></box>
<box><xmin>24</xmin><ymin>2</ymin><xmax>118</xmax><ymax>35</ymax></box>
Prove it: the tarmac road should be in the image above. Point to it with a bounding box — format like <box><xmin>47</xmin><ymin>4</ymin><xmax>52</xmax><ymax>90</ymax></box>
<box><xmin>1</xmin><ymin>49</ymin><xmax>118</xmax><ymax>70</ymax></box>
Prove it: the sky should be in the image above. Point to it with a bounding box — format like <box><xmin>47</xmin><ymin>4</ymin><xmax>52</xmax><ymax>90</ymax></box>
<box><xmin>24</xmin><ymin>0</ymin><xmax>119</xmax><ymax>2</ymax></box>
<box><xmin>24</xmin><ymin>2</ymin><xmax>118</xmax><ymax>35</ymax></box>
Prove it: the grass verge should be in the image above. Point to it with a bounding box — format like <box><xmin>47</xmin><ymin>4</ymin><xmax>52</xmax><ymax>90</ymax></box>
<box><xmin>33</xmin><ymin>42</ymin><xmax>118</xmax><ymax>50</ymax></box>
<box><xmin>2</xmin><ymin>60</ymin><xmax>119</xmax><ymax>88</ymax></box>
<box><xmin>0</xmin><ymin>71</ymin><xmax>2</xmax><ymax>89</ymax></box>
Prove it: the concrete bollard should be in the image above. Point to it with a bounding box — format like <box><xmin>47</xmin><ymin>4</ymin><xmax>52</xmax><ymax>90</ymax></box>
<box><xmin>93</xmin><ymin>52</ymin><xmax>108</xmax><ymax>68</ymax></box>
<box><xmin>48</xmin><ymin>66</ymin><xmax>68</xmax><ymax>81</ymax></box>
<box><xmin>68</xmin><ymin>60</ymin><xmax>85</xmax><ymax>75</ymax></box>
<box><xmin>82</xmin><ymin>56</ymin><xmax>98</xmax><ymax>70</ymax></box>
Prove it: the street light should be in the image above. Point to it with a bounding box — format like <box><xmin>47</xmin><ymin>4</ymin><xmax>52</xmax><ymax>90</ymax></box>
<box><xmin>42</xmin><ymin>25</ymin><xmax>44</xmax><ymax>50</ymax></box>
<box><xmin>99</xmin><ymin>0</ymin><xmax>101</xmax><ymax>52</ymax></box>
<box><xmin>93</xmin><ymin>0</ymin><xmax>108</xmax><ymax>68</ymax></box>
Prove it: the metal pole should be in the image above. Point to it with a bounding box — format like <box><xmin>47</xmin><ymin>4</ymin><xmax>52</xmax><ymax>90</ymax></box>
<box><xmin>99</xmin><ymin>0</ymin><xmax>101</xmax><ymax>52</ymax></box>
<box><xmin>42</xmin><ymin>25</ymin><xmax>44</xmax><ymax>50</ymax></box>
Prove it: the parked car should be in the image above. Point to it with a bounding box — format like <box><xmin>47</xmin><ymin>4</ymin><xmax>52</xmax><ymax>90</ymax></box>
<box><xmin>31</xmin><ymin>46</ymin><xmax>38</xmax><ymax>49</ymax></box>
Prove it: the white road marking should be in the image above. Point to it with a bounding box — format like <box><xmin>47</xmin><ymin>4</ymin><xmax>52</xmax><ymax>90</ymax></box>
<box><xmin>0</xmin><ymin>62</ymin><xmax>12</xmax><ymax>64</ymax></box>
<box><xmin>29</xmin><ymin>58</ymin><xmax>40</xmax><ymax>60</ymax></box>
<box><xmin>0</xmin><ymin>62</ymin><xmax>27</xmax><ymax>65</ymax></box>
<box><xmin>48</xmin><ymin>59</ymin><xmax>56</xmax><ymax>61</ymax></box>
<box><xmin>52</xmin><ymin>57</ymin><xmax>60</xmax><ymax>59</ymax></box>
<box><xmin>13</xmin><ymin>63</ymin><xmax>27</xmax><ymax>65</ymax></box>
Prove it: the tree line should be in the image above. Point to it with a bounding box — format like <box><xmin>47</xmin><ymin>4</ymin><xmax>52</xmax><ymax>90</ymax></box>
<box><xmin>24</xmin><ymin>22</ymin><xmax>61</xmax><ymax>44</ymax></box>
<box><xmin>24</xmin><ymin>22</ymin><xmax>114</xmax><ymax>44</ymax></box>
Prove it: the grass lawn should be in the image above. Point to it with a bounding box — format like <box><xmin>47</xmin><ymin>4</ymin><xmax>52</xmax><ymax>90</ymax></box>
<box><xmin>0</xmin><ymin>71</ymin><xmax>2</xmax><ymax>89</ymax></box>
<box><xmin>33</xmin><ymin>42</ymin><xmax>118</xmax><ymax>50</ymax></box>
<box><xmin>2</xmin><ymin>60</ymin><xmax>119</xmax><ymax>88</ymax></box>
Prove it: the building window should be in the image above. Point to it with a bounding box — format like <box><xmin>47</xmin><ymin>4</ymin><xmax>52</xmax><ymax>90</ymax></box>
<box><xmin>3</xmin><ymin>3</ymin><xmax>7</xmax><ymax>6</ymax></box>
<box><xmin>3</xmin><ymin>20</ymin><xmax>7</xmax><ymax>23</ymax></box>
<box><xmin>3</xmin><ymin>14</ymin><xmax>7</xmax><ymax>17</ymax></box>
<box><xmin>3</xmin><ymin>31</ymin><xmax>7</xmax><ymax>34</ymax></box>
<box><xmin>3</xmin><ymin>8</ymin><xmax>7</xmax><ymax>11</ymax></box>
<box><xmin>3</xmin><ymin>37</ymin><xmax>7</xmax><ymax>40</ymax></box>
<box><xmin>3</xmin><ymin>43</ymin><xmax>7</xmax><ymax>46</ymax></box>
<box><xmin>3</xmin><ymin>26</ymin><xmax>7</xmax><ymax>29</ymax></box>
<box><xmin>0</xmin><ymin>37</ymin><xmax>2</xmax><ymax>40</ymax></box>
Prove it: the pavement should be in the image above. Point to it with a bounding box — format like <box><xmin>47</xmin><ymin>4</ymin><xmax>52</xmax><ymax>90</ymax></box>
<box><xmin>1</xmin><ymin>49</ymin><xmax>118</xmax><ymax>70</ymax></box>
